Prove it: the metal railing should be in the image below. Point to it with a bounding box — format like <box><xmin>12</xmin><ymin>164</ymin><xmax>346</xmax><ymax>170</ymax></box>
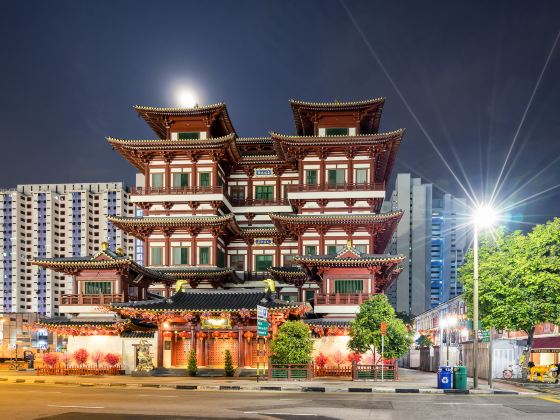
<box><xmin>314</xmin><ymin>293</ymin><xmax>375</xmax><ymax>305</ymax></box>
<box><xmin>286</xmin><ymin>182</ymin><xmax>385</xmax><ymax>192</ymax></box>
<box><xmin>131</xmin><ymin>186</ymin><xmax>226</xmax><ymax>195</ymax></box>
<box><xmin>60</xmin><ymin>294</ymin><xmax>126</xmax><ymax>305</ymax></box>
<box><xmin>268</xmin><ymin>363</ymin><xmax>314</xmax><ymax>381</ymax></box>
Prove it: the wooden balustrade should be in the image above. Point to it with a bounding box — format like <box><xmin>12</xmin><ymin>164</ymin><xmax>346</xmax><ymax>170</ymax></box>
<box><xmin>131</xmin><ymin>186</ymin><xmax>226</xmax><ymax>195</ymax></box>
<box><xmin>229</xmin><ymin>198</ymin><xmax>290</xmax><ymax>207</ymax></box>
<box><xmin>60</xmin><ymin>294</ymin><xmax>126</xmax><ymax>305</ymax></box>
<box><xmin>314</xmin><ymin>293</ymin><xmax>375</xmax><ymax>305</ymax></box>
<box><xmin>286</xmin><ymin>182</ymin><xmax>385</xmax><ymax>192</ymax></box>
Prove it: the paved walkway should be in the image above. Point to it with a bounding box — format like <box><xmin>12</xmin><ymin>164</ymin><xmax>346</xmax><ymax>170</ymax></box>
<box><xmin>0</xmin><ymin>368</ymin><xmax>528</xmax><ymax>395</ymax></box>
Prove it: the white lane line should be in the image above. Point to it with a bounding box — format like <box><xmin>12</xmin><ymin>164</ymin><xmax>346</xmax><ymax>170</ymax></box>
<box><xmin>244</xmin><ymin>413</ymin><xmax>316</xmax><ymax>416</ymax></box>
<box><xmin>48</xmin><ymin>405</ymin><xmax>105</xmax><ymax>409</ymax></box>
<box><xmin>433</xmin><ymin>403</ymin><xmax>501</xmax><ymax>406</ymax></box>
<box><xmin>137</xmin><ymin>394</ymin><xmax>178</xmax><ymax>398</ymax></box>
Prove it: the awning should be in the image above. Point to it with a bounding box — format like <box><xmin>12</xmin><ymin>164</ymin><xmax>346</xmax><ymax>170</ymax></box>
<box><xmin>531</xmin><ymin>337</ymin><xmax>560</xmax><ymax>353</ymax></box>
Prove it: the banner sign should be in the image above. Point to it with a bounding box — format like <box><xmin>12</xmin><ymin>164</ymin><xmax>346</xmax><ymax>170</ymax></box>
<box><xmin>257</xmin><ymin>319</ymin><xmax>269</xmax><ymax>336</ymax></box>
<box><xmin>254</xmin><ymin>238</ymin><xmax>273</xmax><ymax>246</ymax></box>
<box><xmin>254</xmin><ymin>168</ymin><xmax>273</xmax><ymax>177</ymax></box>
<box><xmin>257</xmin><ymin>305</ymin><xmax>268</xmax><ymax>321</ymax></box>
<box><xmin>200</xmin><ymin>315</ymin><xmax>232</xmax><ymax>329</ymax></box>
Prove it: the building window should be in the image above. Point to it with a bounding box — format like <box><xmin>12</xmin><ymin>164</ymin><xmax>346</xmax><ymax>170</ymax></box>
<box><xmin>305</xmin><ymin>246</ymin><xmax>317</xmax><ymax>255</ymax></box>
<box><xmin>84</xmin><ymin>281</ymin><xmax>112</xmax><ymax>295</ymax></box>
<box><xmin>178</xmin><ymin>132</ymin><xmax>200</xmax><ymax>140</ymax></box>
<box><xmin>230</xmin><ymin>255</ymin><xmax>244</xmax><ymax>271</ymax></box>
<box><xmin>354</xmin><ymin>244</ymin><xmax>368</xmax><ymax>254</ymax></box>
<box><xmin>217</xmin><ymin>249</ymin><xmax>225</xmax><ymax>267</ymax></box>
<box><xmin>172</xmin><ymin>247</ymin><xmax>189</xmax><ymax>265</ymax></box>
<box><xmin>327</xmin><ymin>245</ymin><xmax>342</xmax><ymax>254</ymax></box>
<box><xmin>327</xmin><ymin>169</ymin><xmax>345</xmax><ymax>186</ymax></box>
<box><xmin>230</xmin><ymin>186</ymin><xmax>245</xmax><ymax>200</ymax></box>
<box><xmin>334</xmin><ymin>279</ymin><xmax>363</xmax><ymax>293</ymax></box>
<box><xmin>151</xmin><ymin>173</ymin><xmax>164</xmax><ymax>188</ymax></box>
<box><xmin>150</xmin><ymin>246</ymin><xmax>163</xmax><ymax>265</ymax></box>
<box><xmin>255</xmin><ymin>255</ymin><xmax>273</xmax><ymax>271</ymax></box>
<box><xmin>306</xmin><ymin>170</ymin><xmax>318</xmax><ymax>185</ymax></box>
<box><xmin>283</xmin><ymin>254</ymin><xmax>296</xmax><ymax>266</ymax></box>
<box><xmin>305</xmin><ymin>290</ymin><xmax>315</xmax><ymax>301</ymax></box>
<box><xmin>172</xmin><ymin>173</ymin><xmax>189</xmax><ymax>188</ymax></box>
<box><xmin>199</xmin><ymin>172</ymin><xmax>210</xmax><ymax>187</ymax></box>
<box><xmin>355</xmin><ymin>168</ymin><xmax>368</xmax><ymax>184</ymax></box>
<box><xmin>325</xmin><ymin>128</ymin><xmax>349</xmax><ymax>136</ymax></box>
<box><xmin>199</xmin><ymin>247</ymin><xmax>210</xmax><ymax>265</ymax></box>
<box><xmin>255</xmin><ymin>186</ymin><xmax>274</xmax><ymax>200</ymax></box>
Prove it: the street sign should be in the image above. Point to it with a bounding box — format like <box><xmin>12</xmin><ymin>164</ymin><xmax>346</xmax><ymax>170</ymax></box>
<box><xmin>257</xmin><ymin>305</ymin><xmax>268</xmax><ymax>321</ymax></box>
<box><xmin>8</xmin><ymin>344</ymin><xmax>16</xmax><ymax>350</ymax></box>
<box><xmin>479</xmin><ymin>330</ymin><xmax>490</xmax><ymax>342</ymax></box>
<box><xmin>381</xmin><ymin>321</ymin><xmax>387</xmax><ymax>336</ymax></box>
<box><xmin>257</xmin><ymin>319</ymin><xmax>269</xmax><ymax>336</ymax></box>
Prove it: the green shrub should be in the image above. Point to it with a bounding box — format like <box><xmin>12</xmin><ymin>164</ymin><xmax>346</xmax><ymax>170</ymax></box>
<box><xmin>224</xmin><ymin>349</ymin><xmax>235</xmax><ymax>377</ymax></box>
<box><xmin>270</xmin><ymin>321</ymin><xmax>313</xmax><ymax>365</ymax></box>
<box><xmin>187</xmin><ymin>349</ymin><xmax>197</xmax><ymax>376</ymax></box>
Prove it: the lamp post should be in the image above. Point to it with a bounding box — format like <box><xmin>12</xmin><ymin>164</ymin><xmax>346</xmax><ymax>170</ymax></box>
<box><xmin>472</xmin><ymin>206</ymin><xmax>497</xmax><ymax>389</ymax></box>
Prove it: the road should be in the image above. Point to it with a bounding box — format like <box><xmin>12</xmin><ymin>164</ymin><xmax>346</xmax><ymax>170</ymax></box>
<box><xmin>1</xmin><ymin>383</ymin><xmax>560</xmax><ymax>419</ymax></box>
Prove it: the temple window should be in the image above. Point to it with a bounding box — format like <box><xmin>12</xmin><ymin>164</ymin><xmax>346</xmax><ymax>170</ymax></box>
<box><xmin>305</xmin><ymin>170</ymin><xmax>318</xmax><ymax>185</ymax></box>
<box><xmin>325</xmin><ymin>127</ymin><xmax>349</xmax><ymax>136</ymax></box>
<box><xmin>230</xmin><ymin>255</ymin><xmax>244</xmax><ymax>271</ymax></box>
<box><xmin>151</xmin><ymin>173</ymin><xmax>164</xmax><ymax>188</ymax></box>
<box><xmin>150</xmin><ymin>246</ymin><xmax>163</xmax><ymax>265</ymax></box>
<box><xmin>304</xmin><ymin>245</ymin><xmax>317</xmax><ymax>255</ymax></box>
<box><xmin>172</xmin><ymin>173</ymin><xmax>189</xmax><ymax>188</ymax></box>
<box><xmin>355</xmin><ymin>168</ymin><xmax>368</xmax><ymax>184</ymax></box>
<box><xmin>283</xmin><ymin>254</ymin><xmax>296</xmax><ymax>266</ymax></box>
<box><xmin>172</xmin><ymin>247</ymin><xmax>189</xmax><ymax>265</ymax></box>
<box><xmin>354</xmin><ymin>244</ymin><xmax>368</xmax><ymax>254</ymax></box>
<box><xmin>199</xmin><ymin>247</ymin><xmax>210</xmax><ymax>265</ymax></box>
<box><xmin>327</xmin><ymin>169</ymin><xmax>345</xmax><ymax>186</ymax></box>
<box><xmin>83</xmin><ymin>281</ymin><xmax>112</xmax><ymax>295</ymax></box>
<box><xmin>199</xmin><ymin>172</ymin><xmax>211</xmax><ymax>187</ymax></box>
<box><xmin>334</xmin><ymin>279</ymin><xmax>364</xmax><ymax>294</ymax></box>
<box><xmin>217</xmin><ymin>249</ymin><xmax>225</xmax><ymax>267</ymax></box>
<box><xmin>305</xmin><ymin>289</ymin><xmax>315</xmax><ymax>301</ymax></box>
<box><xmin>230</xmin><ymin>186</ymin><xmax>245</xmax><ymax>200</ymax></box>
<box><xmin>327</xmin><ymin>245</ymin><xmax>343</xmax><ymax>254</ymax></box>
<box><xmin>177</xmin><ymin>132</ymin><xmax>200</xmax><ymax>140</ymax></box>
<box><xmin>255</xmin><ymin>186</ymin><xmax>273</xmax><ymax>201</ymax></box>
<box><xmin>255</xmin><ymin>255</ymin><xmax>273</xmax><ymax>271</ymax></box>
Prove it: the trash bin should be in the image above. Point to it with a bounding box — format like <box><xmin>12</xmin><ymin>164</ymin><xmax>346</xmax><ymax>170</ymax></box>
<box><xmin>453</xmin><ymin>366</ymin><xmax>467</xmax><ymax>390</ymax></box>
<box><xmin>437</xmin><ymin>366</ymin><xmax>452</xmax><ymax>389</ymax></box>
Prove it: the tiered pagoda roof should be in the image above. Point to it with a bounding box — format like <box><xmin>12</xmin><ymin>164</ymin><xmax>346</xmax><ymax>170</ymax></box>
<box><xmin>289</xmin><ymin>98</ymin><xmax>386</xmax><ymax>135</ymax></box>
<box><xmin>134</xmin><ymin>103</ymin><xmax>235</xmax><ymax>139</ymax></box>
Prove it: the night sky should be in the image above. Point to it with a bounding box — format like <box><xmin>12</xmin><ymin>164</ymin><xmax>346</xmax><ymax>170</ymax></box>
<box><xmin>1</xmin><ymin>1</ymin><xmax>559</xmax><ymax>228</ymax></box>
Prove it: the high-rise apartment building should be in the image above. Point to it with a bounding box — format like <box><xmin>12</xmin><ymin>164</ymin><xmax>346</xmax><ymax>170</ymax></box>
<box><xmin>430</xmin><ymin>194</ymin><xmax>468</xmax><ymax>307</ymax></box>
<box><xmin>0</xmin><ymin>183</ymin><xmax>134</xmax><ymax>316</ymax></box>
<box><xmin>386</xmin><ymin>173</ymin><xmax>432</xmax><ymax>315</ymax></box>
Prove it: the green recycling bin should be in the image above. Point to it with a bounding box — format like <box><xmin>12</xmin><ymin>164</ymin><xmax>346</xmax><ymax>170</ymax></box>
<box><xmin>453</xmin><ymin>366</ymin><xmax>467</xmax><ymax>390</ymax></box>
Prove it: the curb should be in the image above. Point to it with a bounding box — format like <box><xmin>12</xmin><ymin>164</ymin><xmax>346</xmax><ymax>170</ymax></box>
<box><xmin>0</xmin><ymin>377</ymin><xmax>521</xmax><ymax>395</ymax></box>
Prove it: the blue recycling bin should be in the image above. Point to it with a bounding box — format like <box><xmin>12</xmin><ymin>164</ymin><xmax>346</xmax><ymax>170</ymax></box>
<box><xmin>437</xmin><ymin>366</ymin><xmax>452</xmax><ymax>389</ymax></box>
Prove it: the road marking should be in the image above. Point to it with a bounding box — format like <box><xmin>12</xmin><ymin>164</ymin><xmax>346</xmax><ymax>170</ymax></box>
<box><xmin>48</xmin><ymin>405</ymin><xmax>105</xmax><ymax>409</ymax></box>
<box><xmin>137</xmin><ymin>394</ymin><xmax>178</xmax><ymax>398</ymax></box>
<box><xmin>245</xmin><ymin>414</ymin><xmax>316</xmax><ymax>417</ymax></box>
<box><xmin>433</xmin><ymin>403</ymin><xmax>501</xmax><ymax>406</ymax></box>
<box><xmin>538</xmin><ymin>396</ymin><xmax>560</xmax><ymax>404</ymax></box>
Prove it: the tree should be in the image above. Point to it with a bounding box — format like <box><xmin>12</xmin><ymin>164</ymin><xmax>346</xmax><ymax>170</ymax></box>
<box><xmin>314</xmin><ymin>352</ymin><xmax>329</xmax><ymax>369</ymax></box>
<box><xmin>332</xmin><ymin>350</ymin><xmax>346</xmax><ymax>368</ymax></box>
<box><xmin>187</xmin><ymin>349</ymin><xmax>197</xmax><ymax>376</ymax></box>
<box><xmin>269</xmin><ymin>321</ymin><xmax>313</xmax><ymax>364</ymax></box>
<box><xmin>91</xmin><ymin>350</ymin><xmax>104</xmax><ymax>369</ymax></box>
<box><xmin>224</xmin><ymin>350</ymin><xmax>234</xmax><ymax>377</ymax></box>
<box><xmin>459</xmin><ymin>219</ymin><xmax>560</xmax><ymax>367</ymax></box>
<box><xmin>104</xmin><ymin>353</ymin><xmax>120</xmax><ymax>367</ymax></box>
<box><xmin>348</xmin><ymin>294</ymin><xmax>413</xmax><ymax>361</ymax></box>
<box><xmin>416</xmin><ymin>335</ymin><xmax>432</xmax><ymax>348</ymax></box>
<box><xmin>395</xmin><ymin>311</ymin><xmax>415</xmax><ymax>326</ymax></box>
<box><xmin>42</xmin><ymin>352</ymin><xmax>59</xmax><ymax>368</ymax></box>
<box><xmin>73</xmin><ymin>348</ymin><xmax>89</xmax><ymax>367</ymax></box>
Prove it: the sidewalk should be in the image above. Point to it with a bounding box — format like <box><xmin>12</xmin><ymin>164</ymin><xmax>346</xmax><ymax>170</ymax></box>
<box><xmin>0</xmin><ymin>368</ymin><xmax>529</xmax><ymax>395</ymax></box>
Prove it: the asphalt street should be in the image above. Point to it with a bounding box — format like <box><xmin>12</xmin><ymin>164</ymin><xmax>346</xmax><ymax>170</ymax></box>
<box><xmin>1</xmin><ymin>383</ymin><xmax>560</xmax><ymax>420</ymax></box>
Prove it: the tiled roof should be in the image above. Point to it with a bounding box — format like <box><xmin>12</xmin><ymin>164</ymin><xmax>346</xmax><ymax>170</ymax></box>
<box><xmin>37</xmin><ymin>318</ymin><xmax>116</xmax><ymax>327</ymax></box>
<box><xmin>268</xmin><ymin>266</ymin><xmax>307</xmax><ymax>278</ymax></box>
<box><xmin>134</xmin><ymin>103</ymin><xmax>226</xmax><ymax>113</ymax></box>
<box><xmin>152</xmin><ymin>267</ymin><xmax>234</xmax><ymax>279</ymax></box>
<box><xmin>121</xmin><ymin>331</ymin><xmax>156</xmax><ymax>338</ymax></box>
<box><xmin>107</xmin><ymin>133</ymin><xmax>236</xmax><ymax>149</ymax></box>
<box><xmin>269</xmin><ymin>211</ymin><xmax>403</xmax><ymax>224</ymax></box>
<box><xmin>289</xmin><ymin>98</ymin><xmax>385</xmax><ymax>108</ymax></box>
<box><xmin>295</xmin><ymin>254</ymin><xmax>405</xmax><ymax>266</ymax></box>
<box><xmin>107</xmin><ymin>214</ymin><xmax>236</xmax><ymax>227</ymax></box>
<box><xmin>270</xmin><ymin>129</ymin><xmax>404</xmax><ymax>143</ymax></box>
<box><xmin>112</xmin><ymin>289</ymin><xmax>298</xmax><ymax>312</ymax></box>
<box><xmin>303</xmin><ymin>318</ymin><xmax>352</xmax><ymax>328</ymax></box>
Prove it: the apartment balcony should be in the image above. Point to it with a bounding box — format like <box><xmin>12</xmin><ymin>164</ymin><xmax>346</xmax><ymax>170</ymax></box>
<box><xmin>286</xmin><ymin>183</ymin><xmax>385</xmax><ymax>201</ymax></box>
<box><xmin>60</xmin><ymin>293</ymin><xmax>126</xmax><ymax>305</ymax></box>
<box><xmin>314</xmin><ymin>293</ymin><xmax>376</xmax><ymax>315</ymax></box>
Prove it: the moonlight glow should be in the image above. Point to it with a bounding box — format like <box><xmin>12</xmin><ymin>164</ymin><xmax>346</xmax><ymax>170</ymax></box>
<box><xmin>176</xmin><ymin>89</ymin><xmax>197</xmax><ymax>108</ymax></box>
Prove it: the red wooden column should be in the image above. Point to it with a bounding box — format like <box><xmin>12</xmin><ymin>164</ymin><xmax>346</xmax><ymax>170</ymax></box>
<box><xmin>144</xmin><ymin>162</ymin><xmax>150</xmax><ymax>190</ymax></box>
<box><xmin>246</xmin><ymin>239</ymin><xmax>254</xmax><ymax>272</ymax></box>
<box><xmin>347</xmin><ymin>149</ymin><xmax>354</xmax><ymax>185</ymax></box>
<box><xmin>190</xmin><ymin>229</ymin><xmax>199</xmax><ymax>267</ymax></box>
<box><xmin>164</xmin><ymin>158</ymin><xmax>171</xmax><ymax>192</ymax></box>
<box><xmin>319</xmin><ymin>154</ymin><xmax>326</xmax><ymax>189</ymax></box>
<box><xmin>192</xmin><ymin>158</ymin><xmax>198</xmax><ymax>190</ymax></box>
<box><xmin>157</xmin><ymin>329</ymin><xmax>164</xmax><ymax>368</ymax></box>
<box><xmin>237</xmin><ymin>326</ymin><xmax>244</xmax><ymax>367</ymax></box>
<box><xmin>247</xmin><ymin>169</ymin><xmax>254</xmax><ymax>200</ymax></box>
<box><xmin>164</xmin><ymin>230</ymin><xmax>171</xmax><ymax>267</ymax></box>
<box><xmin>212</xmin><ymin>161</ymin><xmax>218</xmax><ymax>188</ymax></box>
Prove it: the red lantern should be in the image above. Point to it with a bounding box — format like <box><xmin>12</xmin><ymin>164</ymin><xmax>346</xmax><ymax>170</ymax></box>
<box><xmin>212</xmin><ymin>331</ymin><xmax>221</xmax><ymax>339</ymax></box>
<box><xmin>162</xmin><ymin>331</ymin><xmax>173</xmax><ymax>339</ymax></box>
<box><xmin>178</xmin><ymin>331</ymin><xmax>190</xmax><ymax>340</ymax></box>
<box><xmin>243</xmin><ymin>331</ymin><xmax>254</xmax><ymax>341</ymax></box>
<box><xmin>228</xmin><ymin>331</ymin><xmax>237</xmax><ymax>339</ymax></box>
<box><xmin>196</xmin><ymin>331</ymin><xmax>207</xmax><ymax>340</ymax></box>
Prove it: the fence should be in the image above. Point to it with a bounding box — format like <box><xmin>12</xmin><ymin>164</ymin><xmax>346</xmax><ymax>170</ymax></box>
<box><xmin>315</xmin><ymin>366</ymin><xmax>353</xmax><ymax>377</ymax></box>
<box><xmin>36</xmin><ymin>365</ymin><xmax>122</xmax><ymax>376</ymax></box>
<box><xmin>268</xmin><ymin>364</ymin><xmax>314</xmax><ymax>381</ymax></box>
<box><xmin>352</xmin><ymin>362</ymin><xmax>398</xmax><ymax>381</ymax></box>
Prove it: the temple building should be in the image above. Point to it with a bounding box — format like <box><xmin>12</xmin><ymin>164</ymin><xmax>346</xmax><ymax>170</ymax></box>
<box><xmin>32</xmin><ymin>97</ymin><xmax>406</xmax><ymax>371</ymax></box>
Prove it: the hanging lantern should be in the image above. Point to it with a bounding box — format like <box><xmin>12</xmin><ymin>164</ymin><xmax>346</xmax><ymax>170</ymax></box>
<box><xmin>212</xmin><ymin>331</ymin><xmax>221</xmax><ymax>339</ymax></box>
<box><xmin>228</xmin><ymin>331</ymin><xmax>237</xmax><ymax>339</ymax></box>
<box><xmin>178</xmin><ymin>331</ymin><xmax>190</xmax><ymax>340</ymax></box>
<box><xmin>243</xmin><ymin>331</ymin><xmax>254</xmax><ymax>341</ymax></box>
<box><xmin>162</xmin><ymin>331</ymin><xmax>173</xmax><ymax>339</ymax></box>
<box><xmin>196</xmin><ymin>331</ymin><xmax>207</xmax><ymax>340</ymax></box>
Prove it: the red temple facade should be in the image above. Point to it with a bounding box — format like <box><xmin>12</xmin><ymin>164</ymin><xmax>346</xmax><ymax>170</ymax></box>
<box><xmin>32</xmin><ymin>97</ymin><xmax>406</xmax><ymax>371</ymax></box>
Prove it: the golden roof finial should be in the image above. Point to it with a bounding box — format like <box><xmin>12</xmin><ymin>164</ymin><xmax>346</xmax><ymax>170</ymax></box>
<box><xmin>263</xmin><ymin>278</ymin><xmax>276</xmax><ymax>292</ymax></box>
<box><xmin>115</xmin><ymin>247</ymin><xmax>124</xmax><ymax>256</ymax></box>
<box><xmin>101</xmin><ymin>242</ymin><xmax>109</xmax><ymax>251</ymax></box>
<box><xmin>346</xmin><ymin>239</ymin><xmax>353</xmax><ymax>250</ymax></box>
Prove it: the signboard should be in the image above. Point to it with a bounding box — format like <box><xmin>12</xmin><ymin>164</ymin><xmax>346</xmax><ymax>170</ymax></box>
<box><xmin>254</xmin><ymin>168</ymin><xmax>273</xmax><ymax>177</ymax></box>
<box><xmin>257</xmin><ymin>319</ymin><xmax>269</xmax><ymax>337</ymax></box>
<box><xmin>381</xmin><ymin>321</ymin><xmax>387</xmax><ymax>336</ymax></box>
<box><xmin>8</xmin><ymin>344</ymin><xmax>16</xmax><ymax>350</ymax></box>
<box><xmin>257</xmin><ymin>305</ymin><xmax>268</xmax><ymax>321</ymax></box>
<box><xmin>254</xmin><ymin>238</ymin><xmax>273</xmax><ymax>246</ymax></box>
<box><xmin>478</xmin><ymin>330</ymin><xmax>490</xmax><ymax>342</ymax></box>
<box><xmin>200</xmin><ymin>315</ymin><xmax>232</xmax><ymax>329</ymax></box>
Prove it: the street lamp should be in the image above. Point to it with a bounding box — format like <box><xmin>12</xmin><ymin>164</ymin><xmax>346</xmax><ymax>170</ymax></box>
<box><xmin>471</xmin><ymin>205</ymin><xmax>497</xmax><ymax>389</ymax></box>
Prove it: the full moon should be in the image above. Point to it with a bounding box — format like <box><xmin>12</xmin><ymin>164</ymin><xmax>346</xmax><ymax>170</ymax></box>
<box><xmin>176</xmin><ymin>89</ymin><xmax>197</xmax><ymax>108</ymax></box>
